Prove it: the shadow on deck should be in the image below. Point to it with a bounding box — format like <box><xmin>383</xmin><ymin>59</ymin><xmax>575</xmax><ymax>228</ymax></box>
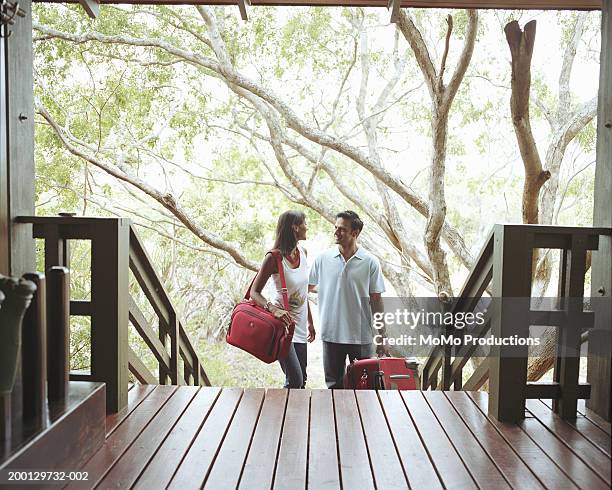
<box><xmin>66</xmin><ymin>385</ymin><xmax>611</xmax><ymax>489</ymax></box>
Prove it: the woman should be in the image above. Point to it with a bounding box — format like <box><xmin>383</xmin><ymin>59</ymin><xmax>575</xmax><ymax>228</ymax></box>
<box><xmin>251</xmin><ymin>211</ymin><xmax>315</xmax><ymax>388</ymax></box>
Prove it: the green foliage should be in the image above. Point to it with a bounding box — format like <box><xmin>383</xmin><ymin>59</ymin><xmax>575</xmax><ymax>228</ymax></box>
<box><xmin>32</xmin><ymin>5</ymin><xmax>599</xmax><ymax>386</ymax></box>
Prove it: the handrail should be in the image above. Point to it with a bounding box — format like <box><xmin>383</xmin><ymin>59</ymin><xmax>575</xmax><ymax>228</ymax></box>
<box><xmin>128</xmin><ymin>225</ymin><xmax>210</xmax><ymax>386</ymax></box>
<box><xmin>421</xmin><ymin>229</ymin><xmax>494</xmax><ymax>390</ymax></box>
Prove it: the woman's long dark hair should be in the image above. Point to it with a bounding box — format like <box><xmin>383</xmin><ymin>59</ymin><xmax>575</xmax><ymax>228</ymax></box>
<box><xmin>273</xmin><ymin>211</ymin><xmax>305</xmax><ymax>256</ymax></box>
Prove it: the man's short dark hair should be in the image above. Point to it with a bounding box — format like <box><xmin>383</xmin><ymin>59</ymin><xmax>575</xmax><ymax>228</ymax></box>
<box><xmin>336</xmin><ymin>210</ymin><xmax>364</xmax><ymax>233</ymax></box>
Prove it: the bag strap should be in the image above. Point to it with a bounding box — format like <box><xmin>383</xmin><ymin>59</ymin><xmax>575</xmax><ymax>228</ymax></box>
<box><xmin>244</xmin><ymin>250</ymin><xmax>290</xmax><ymax>312</ymax></box>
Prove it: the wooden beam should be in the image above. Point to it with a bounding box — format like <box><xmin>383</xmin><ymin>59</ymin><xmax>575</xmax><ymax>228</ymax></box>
<box><xmin>588</xmin><ymin>0</ymin><xmax>612</xmax><ymax>422</ymax></box>
<box><xmin>78</xmin><ymin>0</ymin><xmax>100</xmax><ymax>18</ymax></box>
<box><xmin>31</xmin><ymin>0</ymin><xmax>602</xmax><ymax>10</ymax></box>
<box><xmin>388</xmin><ymin>0</ymin><xmax>400</xmax><ymax>22</ymax></box>
<box><xmin>238</xmin><ymin>0</ymin><xmax>250</xmax><ymax>20</ymax></box>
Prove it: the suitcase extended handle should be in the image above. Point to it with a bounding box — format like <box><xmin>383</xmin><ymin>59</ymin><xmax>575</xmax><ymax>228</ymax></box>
<box><xmin>374</xmin><ymin>371</ymin><xmax>385</xmax><ymax>390</ymax></box>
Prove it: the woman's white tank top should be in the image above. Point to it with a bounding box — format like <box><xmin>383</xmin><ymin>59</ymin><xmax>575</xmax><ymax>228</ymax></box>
<box><xmin>270</xmin><ymin>246</ymin><xmax>309</xmax><ymax>343</ymax></box>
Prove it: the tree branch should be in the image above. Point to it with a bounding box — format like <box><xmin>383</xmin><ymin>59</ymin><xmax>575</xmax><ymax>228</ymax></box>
<box><xmin>505</xmin><ymin>19</ymin><xmax>550</xmax><ymax>224</ymax></box>
<box><xmin>36</xmin><ymin>99</ymin><xmax>258</xmax><ymax>271</ymax></box>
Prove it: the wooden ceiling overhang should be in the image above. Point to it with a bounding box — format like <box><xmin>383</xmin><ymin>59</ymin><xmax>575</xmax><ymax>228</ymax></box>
<box><xmin>34</xmin><ymin>0</ymin><xmax>601</xmax><ymax>6</ymax></box>
<box><xmin>33</xmin><ymin>0</ymin><xmax>602</xmax><ymax>22</ymax></box>
<box><xmin>31</xmin><ymin>0</ymin><xmax>602</xmax><ymax>37</ymax></box>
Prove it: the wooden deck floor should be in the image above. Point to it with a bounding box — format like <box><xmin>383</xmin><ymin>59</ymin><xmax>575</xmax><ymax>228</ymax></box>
<box><xmin>70</xmin><ymin>386</ymin><xmax>611</xmax><ymax>489</ymax></box>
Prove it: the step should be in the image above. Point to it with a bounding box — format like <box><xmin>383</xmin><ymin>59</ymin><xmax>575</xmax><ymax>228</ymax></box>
<box><xmin>0</xmin><ymin>382</ymin><xmax>106</xmax><ymax>476</ymax></box>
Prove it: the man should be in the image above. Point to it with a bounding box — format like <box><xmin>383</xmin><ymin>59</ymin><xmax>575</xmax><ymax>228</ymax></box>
<box><xmin>309</xmin><ymin>210</ymin><xmax>388</xmax><ymax>389</ymax></box>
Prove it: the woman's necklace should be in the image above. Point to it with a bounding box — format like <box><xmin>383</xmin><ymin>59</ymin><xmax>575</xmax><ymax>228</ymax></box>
<box><xmin>285</xmin><ymin>247</ymin><xmax>300</xmax><ymax>267</ymax></box>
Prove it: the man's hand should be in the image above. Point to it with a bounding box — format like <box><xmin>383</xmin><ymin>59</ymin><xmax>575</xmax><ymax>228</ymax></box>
<box><xmin>307</xmin><ymin>323</ymin><xmax>316</xmax><ymax>343</ymax></box>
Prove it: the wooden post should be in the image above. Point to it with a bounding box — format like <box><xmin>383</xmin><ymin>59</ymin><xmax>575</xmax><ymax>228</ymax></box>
<box><xmin>169</xmin><ymin>311</ymin><xmax>179</xmax><ymax>385</ymax></box>
<box><xmin>1</xmin><ymin>0</ymin><xmax>35</xmax><ymax>447</ymax></box>
<box><xmin>488</xmin><ymin>225</ymin><xmax>533</xmax><ymax>422</ymax></box>
<box><xmin>588</xmin><ymin>0</ymin><xmax>612</xmax><ymax>423</ymax></box>
<box><xmin>21</xmin><ymin>272</ymin><xmax>47</xmax><ymax>428</ymax></box>
<box><xmin>43</xmin><ymin>223</ymin><xmax>69</xmax><ymax>271</ymax></box>
<box><xmin>46</xmin><ymin>267</ymin><xmax>70</xmax><ymax>403</ymax></box>
<box><xmin>555</xmin><ymin>234</ymin><xmax>587</xmax><ymax>419</ymax></box>
<box><xmin>90</xmin><ymin>219</ymin><xmax>129</xmax><ymax>413</ymax></box>
<box><xmin>159</xmin><ymin>321</ymin><xmax>168</xmax><ymax>385</ymax></box>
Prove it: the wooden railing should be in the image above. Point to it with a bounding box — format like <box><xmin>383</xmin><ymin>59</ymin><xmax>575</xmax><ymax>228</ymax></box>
<box><xmin>128</xmin><ymin>226</ymin><xmax>210</xmax><ymax>387</ymax></box>
<box><xmin>421</xmin><ymin>224</ymin><xmax>611</xmax><ymax>422</ymax></box>
<box><xmin>16</xmin><ymin>215</ymin><xmax>211</xmax><ymax>413</ymax></box>
<box><xmin>421</xmin><ymin>228</ymin><xmax>494</xmax><ymax>392</ymax></box>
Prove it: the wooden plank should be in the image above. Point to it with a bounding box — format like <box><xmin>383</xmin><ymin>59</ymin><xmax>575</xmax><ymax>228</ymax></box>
<box><xmin>274</xmin><ymin>389</ymin><xmax>310</xmax><ymax>489</ymax></box>
<box><xmin>526</xmin><ymin>400</ymin><xmax>611</xmax><ymax>484</ymax></box>
<box><xmin>168</xmin><ymin>388</ymin><xmax>243</xmax><ymax>488</ymax></box>
<box><xmin>580</xmin><ymin>399</ymin><xmax>612</xmax><ymax>435</ymax></box>
<box><xmin>32</xmin><ymin>0</ymin><xmax>603</xmax><ymax>9</ymax></box>
<box><xmin>539</xmin><ymin>399</ymin><xmax>611</xmax><ymax>456</ymax></box>
<box><xmin>467</xmin><ymin>392</ymin><xmax>579</xmax><ymax>489</ymax></box>
<box><xmin>333</xmin><ymin>390</ymin><xmax>374</xmax><ymax>490</ymax></box>
<box><xmin>519</xmin><ymin>416</ymin><xmax>609</xmax><ymax>488</ymax></box>
<box><xmin>543</xmin><ymin>398</ymin><xmax>612</xmax><ymax>437</ymax></box>
<box><xmin>354</xmin><ymin>390</ymin><xmax>407</xmax><ymax>489</ymax></box>
<box><xmin>98</xmin><ymin>387</ymin><xmax>199</xmax><ymax>489</ymax></box>
<box><xmin>105</xmin><ymin>384</ymin><xmax>155</xmax><ymax>436</ymax></box>
<box><xmin>205</xmin><ymin>389</ymin><xmax>265</xmax><ymax>489</ymax></box>
<box><xmin>525</xmin><ymin>382</ymin><xmax>590</xmax><ymax>399</ymax></box>
<box><xmin>240</xmin><ymin>389</ymin><xmax>288</xmax><ymax>490</ymax></box>
<box><xmin>400</xmin><ymin>391</ymin><xmax>476</xmax><ymax>489</ymax></box>
<box><xmin>445</xmin><ymin>392</ymin><xmax>544</xmax><ymax>489</ymax></box>
<box><xmin>307</xmin><ymin>390</ymin><xmax>340</xmax><ymax>489</ymax></box>
<box><xmin>68</xmin><ymin>385</ymin><xmax>177</xmax><ymax>489</ymax></box>
<box><xmin>133</xmin><ymin>387</ymin><xmax>221</xmax><ymax>489</ymax></box>
<box><xmin>588</xmin><ymin>0</ymin><xmax>612</xmax><ymax>425</ymax></box>
<box><xmin>377</xmin><ymin>390</ymin><xmax>442</xmax><ymax>489</ymax></box>
<box><xmin>424</xmin><ymin>391</ymin><xmax>510</xmax><ymax>488</ymax></box>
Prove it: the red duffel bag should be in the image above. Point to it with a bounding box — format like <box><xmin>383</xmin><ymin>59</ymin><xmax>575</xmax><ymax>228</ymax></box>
<box><xmin>227</xmin><ymin>250</ymin><xmax>294</xmax><ymax>363</ymax></box>
<box><xmin>343</xmin><ymin>357</ymin><xmax>419</xmax><ymax>390</ymax></box>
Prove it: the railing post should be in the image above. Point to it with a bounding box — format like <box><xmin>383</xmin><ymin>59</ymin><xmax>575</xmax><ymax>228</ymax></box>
<box><xmin>91</xmin><ymin>219</ymin><xmax>129</xmax><ymax>413</ymax></box>
<box><xmin>193</xmin><ymin>358</ymin><xmax>200</xmax><ymax>386</ymax></box>
<box><xmin>21</xmin><ymin>272</ymin><xmax>47</xmax><ymax>427</ymax></box>
<box><xmin>488</xmin><ymin>225</ymin><xmax>533</xmax><ymax>423</ymax></box>
<box><xmin>554</xmin><ymin>234</ymin><xmax>587</xmax><ymax>418</ymax></box>
<box><xmin>46</xmin><ymin>267</ymin><xmax>70</xmax><ymax>403</ymax></box>
<box><xmin>169</xmin><ymin>311</ymin><xmax>179</xmax><ymax>385</ymax></box>
<box><xmin>588</xmin><ymin>0</ymin><xmax>612</xmax><ymax>423</ymax></box>
<box><xmin>159</xmin><ymin>321</ymin><xmax>168</xmax><ymax>385</ymax></box>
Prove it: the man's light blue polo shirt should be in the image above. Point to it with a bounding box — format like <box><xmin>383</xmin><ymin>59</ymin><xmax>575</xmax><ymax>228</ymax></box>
<box><xmin>309</xmin><ymin>246</ymin><xmax>385</xmax><ymax>344</ymax></box>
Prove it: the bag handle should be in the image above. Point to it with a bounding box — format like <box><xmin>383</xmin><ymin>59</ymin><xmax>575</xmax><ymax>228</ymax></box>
<box><xmin>244</xmin><ymin>250</ymin><xmax>290</xmax><ymax>312</ymax></box>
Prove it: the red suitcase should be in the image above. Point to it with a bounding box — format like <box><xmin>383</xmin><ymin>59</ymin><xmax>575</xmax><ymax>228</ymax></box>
<box><xmin>343</xmin><ymin>357</ymin><xmax>419</xmax><ymax>390</ymax></box>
